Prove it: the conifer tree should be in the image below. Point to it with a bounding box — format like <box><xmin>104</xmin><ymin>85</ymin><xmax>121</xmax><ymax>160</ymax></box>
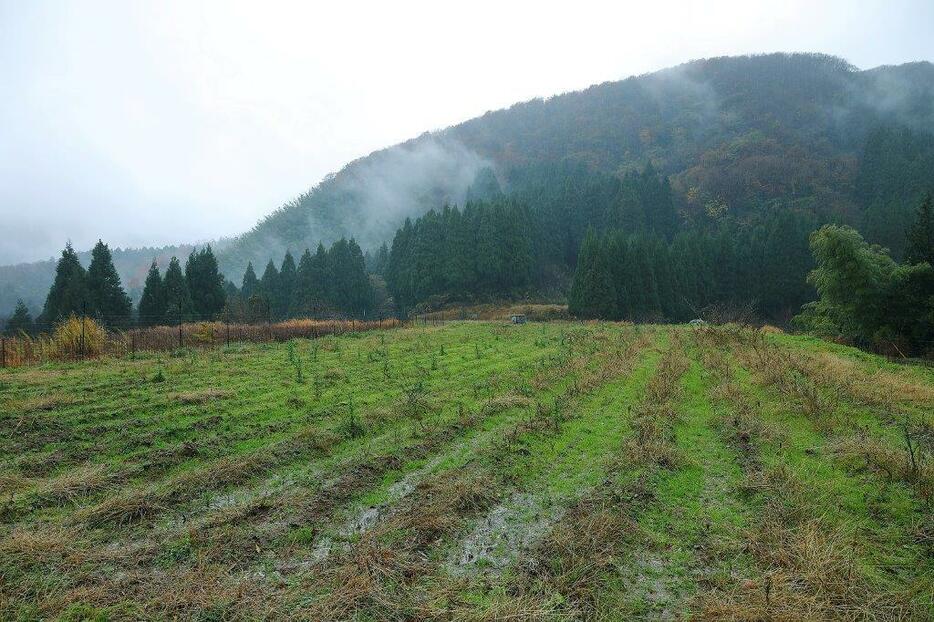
<box><xmin>86</xmin><ymin>240</ymin><xmax>132</xmax><ymax>327</ymax></box>
<box><xmin>312</xmin><ymin>243</ymin><xmax>331</xmax><ymax>312</ymax></box>
<box><xmin>905</xmin><ymin>194</ymin><xmax>934</xmax><ymax>266</ymax></box>
<box><xmin>163</xmin><ymin>257</ymin><xmax>194</xmax><ymax>325</ymax></box>
<box><xmin>41</xmin><ymin>243</ymin><xmax>88</xmax><ymax>324</ymax></box>
<box><xmin>345</xmin><ymin>238</ymin><xmax>375</xmax><ymax>316</ymax></box>
<box><xmin>373</xmin><ymin>242</ymin><xmax>390</xmax><ymax>275</ymax></box>
<box><xmin>137</xmin><ymin>261</ymin><xmax>167</xmax><ymax>327</ymax></box>
<box><xmin>240</xmin><ymin>262</ymin><xmax>259</xmax><ymax>300</ymax></box>
<box><xmin>185</xmin><ymin>246</ymin><xmax>226</xmax><ymax>320</ymax></box>
<box><xmin>5</xmin><ymin>299</ymin><xmax>34</xmax><ymax>335</ymax></box>
<box><xmin>291</xmin><ymin>249</ymin><xmax>324</xmax><ymax>317</ymax></box>
<box><xmin>276</xmin><ymin>251</ymin><xmax>297</xmax><ymax>319</ymax></box>
<box><xmin>258</xmin><ymin>261</ymin><xmax>279</xmax><ymax>320</ymax></box>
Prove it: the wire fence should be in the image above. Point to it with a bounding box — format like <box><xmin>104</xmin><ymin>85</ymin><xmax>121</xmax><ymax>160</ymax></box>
<box><xmin>0</xmin><ymin>314</ymin><xmax>405</xmax><ymax>368</ymax></box>
<box><xmin>0</xmin><ymin>301</ymin><xmax>561</xmax><ymax>369</ymax></box>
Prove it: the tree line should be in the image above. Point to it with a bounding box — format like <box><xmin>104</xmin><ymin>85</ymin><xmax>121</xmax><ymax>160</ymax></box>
<box><xmin>4</xmin><ymin>236</ymin><xmax>376</xmax><ymax>335</ymax></box>
<box><xmin>567</xmin><ymin>209</ymin><xmax>816</xmax><ymax>322</ymax></box>
<box><xmin>230</xmin><ymin>238</ymin><xmax>375</xmax><ymax>322</ymax></box>
<box><xmin>384</xmin><ymin>201</ymin><xmax>534</xmax><ymax>314</ymax></box>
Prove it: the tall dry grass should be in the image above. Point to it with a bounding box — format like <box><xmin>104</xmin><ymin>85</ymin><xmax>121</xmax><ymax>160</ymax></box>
<box><xmin>0</xmin><ymin>317</ymin><xmax>400</xmax><ymax>368</ymax></box>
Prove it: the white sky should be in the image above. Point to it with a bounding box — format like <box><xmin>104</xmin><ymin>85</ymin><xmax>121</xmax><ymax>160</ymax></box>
<box><xmin>1</xmin><ymin>0</ymin><xmax>932</xmax><ymax>264</ymax></box>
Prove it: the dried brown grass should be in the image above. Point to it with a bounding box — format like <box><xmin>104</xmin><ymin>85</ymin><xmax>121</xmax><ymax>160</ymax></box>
<box><xmin>695</xmin><ymin>464</ymin><xmax>921</xmax><ymax>620</ymax></box>
<box><xmin>623</xmin><ymin>403</ymin><xmax>681</xmax><ymax>469</ymax></box>
<box><xmin>33</xmin><ymin>463</ymin><xmax>121</xmax><ymax>506</ymax></box>
<box><xmin>74</xmin><ymin>489</ymin><xmax>165</xmax><ymax>527</ymax></box>
<box><xmin>831</xmin><ymin>433</ymin><xmax>933</xmax><ymax>502</ymax></box>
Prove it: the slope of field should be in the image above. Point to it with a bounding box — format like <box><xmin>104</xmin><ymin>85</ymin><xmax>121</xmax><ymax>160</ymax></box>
<box><xmin>1</xmin><ymin>322</ymin><xmax>932</xmax><ymax>620</ymax></box>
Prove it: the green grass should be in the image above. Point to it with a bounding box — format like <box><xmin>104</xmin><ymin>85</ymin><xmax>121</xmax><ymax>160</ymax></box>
<box><xmin>0</xmin><ymin>322</ymin><xmax>931</xmax><ymax>620</ymax></box>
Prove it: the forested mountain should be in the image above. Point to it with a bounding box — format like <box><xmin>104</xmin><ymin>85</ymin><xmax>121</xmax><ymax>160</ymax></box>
<box><xmin>3</xmin><ymin>53</ymin><xmax>933</xmax><ymax>317</ymax></box>
<box><xmin>214</xmin><ymin>53</ymin><xmax>934</xmax><ymax>285</ymax></box>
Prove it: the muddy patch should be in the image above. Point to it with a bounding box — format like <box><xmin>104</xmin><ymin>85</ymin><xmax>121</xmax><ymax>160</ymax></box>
<box><xmin>449</xmin><ymin>491</ymin><xmax>566</xmax><ymax>575</ymax></box>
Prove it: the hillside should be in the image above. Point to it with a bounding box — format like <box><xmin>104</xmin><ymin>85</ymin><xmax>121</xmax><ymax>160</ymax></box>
<box><xmin>3</xmin><ymin>53</ymin><xmax>934</xmax><ymax>316</ymax></box>
<box><xmin>219</xmin><ymin>54</ymin><xmax>934</xmax><ymax>274</ymax></box>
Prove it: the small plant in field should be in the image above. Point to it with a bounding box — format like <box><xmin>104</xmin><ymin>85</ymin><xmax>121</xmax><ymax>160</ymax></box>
<box><xmin>440</xmin><ymin>344</ymin><xmax>445</xmax><ymax>356</ymax></box>
<box><xmin>431</xmin><ymin>355</ymin><xmax>438</xmax><ymax>370</ymax></box>
<box><xmin>295</xmin><ymin>359</ymin><xmax>304</xmax><ymax>383</ymax></box>
<box><xmin>151</xmin><ymin>369</ymin><xmax>166</xmax><ymax>383</ymax></box>
<box><xmin>287</xmin><ymin>342</ymin><xmax>304</xmax><ymax>382</ymax></box>
<box><xmin>382</xmin><ymin>358</ymin><xmax>391</xmax><ymax>379</ymax></box>
<box><xmin>313</xmin><ymin>376</ymin><xmax>323</xmax><ymax>400</ymax></box>
<box><xmin>475</xmin><ymin>343</ymin><xmax>482</xmax><ymax>360</ymax></box>
<box><xmin>338</xmin><ymin>396</ymin><xmax>365</xmax><ymax>439</ymax></box>
<box><xmin>311</xmin><ymin>343</ymin><xmax>319</xmax><ymax>362</ymax></box>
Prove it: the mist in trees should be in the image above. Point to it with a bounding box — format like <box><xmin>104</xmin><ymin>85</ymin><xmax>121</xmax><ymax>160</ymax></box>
<box><xmin>4</xmin><ymin>300</ymin><xmax>33</xmax><ymax>335</ymax></box>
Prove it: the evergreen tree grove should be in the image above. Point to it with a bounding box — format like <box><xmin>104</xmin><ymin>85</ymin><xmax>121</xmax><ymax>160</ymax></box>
<box><xmin>185</xmin><ymin>246</ymin><xmax>226</xmax><ymax>321</ymax></box>
<box><xmin>905</xmin><ymin>194</ymin><xmax>934</xmax><ymax>266</ymax></box>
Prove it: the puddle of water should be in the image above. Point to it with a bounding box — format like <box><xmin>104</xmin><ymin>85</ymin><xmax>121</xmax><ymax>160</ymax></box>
<box><xmin>450</xmin><ymin>491</ymin><xmax>566</xmax><ymax>575</ymax></box>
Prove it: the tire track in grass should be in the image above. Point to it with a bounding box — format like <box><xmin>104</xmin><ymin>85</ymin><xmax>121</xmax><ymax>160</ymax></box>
<box><xmin>456</xmin><ymin>329</ymin><xmax>694</xmax><ymax>620</ymax></box>
<box><xmin>275</xmin><ymin>326</ymin><xmax>653</xmax><ymax>573</ymax></box>
<box><xmin>446</xmin><ymin>333</ymin><xmax>661</xmax><ymax>577</ymax></box>
<box><xmin>270</xmin><ymin>328</ymin><xmax>656</xmax><ymax>621</ymax></box>
<box><xmin>598</xmin><ymin>337</ymin><xmax>752</xmax><ymax>620</ymax></box>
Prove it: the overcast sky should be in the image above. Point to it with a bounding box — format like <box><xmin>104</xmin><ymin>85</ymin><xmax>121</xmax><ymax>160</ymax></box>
<box><xmin>1</xmin><ymin>0</ymin><xmax>932</xmax><ymax>265</ymax></box>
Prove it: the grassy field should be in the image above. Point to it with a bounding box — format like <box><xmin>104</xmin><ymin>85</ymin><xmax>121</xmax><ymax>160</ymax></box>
<box><xmin>1</xmin><ymin>321</ymin><xmax>932</xmax><ymax>621</ymax></box>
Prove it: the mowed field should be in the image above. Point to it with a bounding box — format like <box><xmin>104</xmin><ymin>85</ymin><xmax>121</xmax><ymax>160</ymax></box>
<box><xmin>1</xmin><ymin>322</ymin><xmax>932</xmax><ymax>621</ymax></box>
